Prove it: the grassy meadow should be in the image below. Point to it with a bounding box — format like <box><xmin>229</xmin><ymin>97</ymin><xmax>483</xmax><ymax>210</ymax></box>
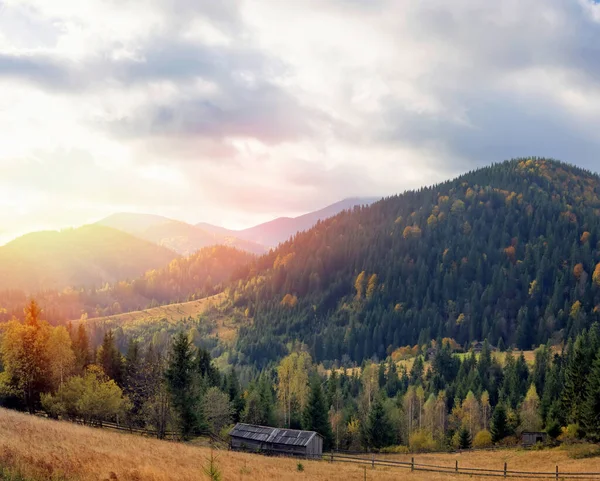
<box><xmin>2</xmin><ymin>408</ymin><xmax>600</xmax><ymax>481</ymax></box>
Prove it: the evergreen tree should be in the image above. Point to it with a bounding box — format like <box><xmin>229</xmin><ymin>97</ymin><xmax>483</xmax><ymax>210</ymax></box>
<box><xmin>99</xmin><ymin>331</ymin><xmax>122</xmax><ymax>385</ymax></box>
<box><xmin>582</xmin><ymin>351</ymin><xmax>600</xmax><ymax>441</ymax></box>
<box><xmin>165</xmin><ymin>332</ymin><xmax>199</xmax><ymax>439</ymax></box>
<box><xmin>226</xmin><ymin>368</ymin><xmax>245</xmax><ymax>423</ymax></box>
<box><xmin>366</xmin><ymin>395</ymin><xmax>394</xmax><ymax>449</ymax></box>
<box><xmin>490</xmin><ymin>403</ymin><xmax>509</xmax><ymax>443</ymax></box>
<box><xmin>458</xmin><ymin>426</ymin><xmax>472</xmax><ymax>449</ymax></box>
<box><xmin>72</xmin><ymin>324</ymin><xmax>91</xmax><ymax>373</ymax></box>
<box><xmin>302</xmin><ymin>379</ymin><xmax>333</xmax><ymax>450</ymax></box>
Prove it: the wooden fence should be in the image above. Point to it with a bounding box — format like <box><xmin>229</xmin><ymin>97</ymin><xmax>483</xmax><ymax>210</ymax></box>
<box><xmin>323</xmin><ymin>453</ymin><xmax>600</xmax><ymax>479</ymax></box>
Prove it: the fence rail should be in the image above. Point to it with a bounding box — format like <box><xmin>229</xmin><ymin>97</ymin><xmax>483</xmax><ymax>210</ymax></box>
<box><xmin>323</xmin><ymin>453</ymin><xmax>600</xmax><ymax>479</ymax></box>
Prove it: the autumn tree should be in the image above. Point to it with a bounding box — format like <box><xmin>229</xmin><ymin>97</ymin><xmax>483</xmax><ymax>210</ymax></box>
<box><xmin>276</xmin><ymin>352</ymin><xmax>311</xmax><ymax>427</ymax></box>
<box><xmin>519</xmin><ymin>384</ymin><xmax>542</xmax><ymax>432</ymax></box>
<box><xmin>0</xmin><ymin>301</ymin><xmax>52</xmax><ymax>412</ymax></box>
<box><xmin>204</xmin><ymin>387</ymin><xmax>233</xmax><ymax>434</ymax></box>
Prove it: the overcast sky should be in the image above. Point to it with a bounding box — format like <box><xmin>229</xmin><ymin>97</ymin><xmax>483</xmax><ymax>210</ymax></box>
<box><xmin>1</xmin><ymin>0</ymin><xmax>600</xmax><ymax>244</ymax></box>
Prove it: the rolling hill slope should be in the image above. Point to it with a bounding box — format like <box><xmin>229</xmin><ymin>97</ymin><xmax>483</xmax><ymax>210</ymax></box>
<box><xmin>0</xmin><ymin>225</ymin><xmax>178</xmax><ymax>292</ymax></box>
<box><xmin>228</xmin><ymin>158</ymin><xmax>600</xmax><ymax>366</ymax></box>
<box><xmin>98</xmin><ymin>214</ymin><xmax>266</xmax><ymax>255</ymax></box>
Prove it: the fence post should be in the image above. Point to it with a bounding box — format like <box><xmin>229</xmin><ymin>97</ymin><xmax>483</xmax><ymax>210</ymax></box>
<box><xmin>455</xmin><ymin>460</ymin><xmax>458</xmax><ymax>473</ymax></box>
<box><xmin>504</xmin><ymin>462</ymin><xmax>507</xmax><ymax>478</ymax></box>
<box><xmin>371</xmin><ymin>453</ymin><xmax>375</xmax><ymax>469</ymax></box>
<box><xmin>411</xmin><ymin>457</ymin><xmax>414</xmax><ymax>472</ymax></box>
<box><xmin>556</xmin><ymin>465</ymin><xmax>558</xmax><ymax>481</ymax></box>
<box><xmin>330</xmin><ymin>452</ymin><xmax>333</xmax><ymax>463</ymax></box>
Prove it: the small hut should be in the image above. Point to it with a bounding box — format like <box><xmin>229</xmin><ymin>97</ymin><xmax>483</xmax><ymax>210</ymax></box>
<box><xmin>229</xmin><ymin>423</ymin><xmax>323</xmax><ymax>458</ymax></box>
<box><xmin>521</xmin><ymin>431</ymin><xmax>547</xmax><ymax>447</ymax></box>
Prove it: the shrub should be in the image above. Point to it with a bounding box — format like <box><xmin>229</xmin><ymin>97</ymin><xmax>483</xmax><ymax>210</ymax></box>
<box><xmin>409</xmin><ymin>430</ymin><xmax>437</xmax><ymax>453</ymax></box>
<box><xmin>380</xmin><ymin>445</ymin><xmax>410</xmax><ymax>454</ymax></box>
<box><xmin>558</xmin><ymin>424</ymin><xmax>581</xmax><ymax>444</ymax></box>
<box><xmin>562</xmin><ymin>443</ymin><xmax>600</xmax><ymax>459</ymax></box>
<box><xmin>297</xmin><ymin>463</ymin><xmax>304</xmax><ymax>472</ymax></box>
<box><xmin>473</xmin><ymin>430</ymin><xmax>493</xmax><ymax>448</ymax></box>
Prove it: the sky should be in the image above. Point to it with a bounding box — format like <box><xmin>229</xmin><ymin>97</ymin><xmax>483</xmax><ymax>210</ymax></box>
<box><xmin>1</xmin><ymin>0</ymin><xmax>600</xmax><ymax>244</ymax></box>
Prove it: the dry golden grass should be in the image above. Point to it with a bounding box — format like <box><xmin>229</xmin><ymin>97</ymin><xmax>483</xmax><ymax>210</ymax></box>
<box><xmin>80</xmin><ymin>293</ymin><xmax>226</xmax><ymax>325</ymax></box>
<box><xmin>75</xmin><ymin>293</ymin><xmax>246</xmax><ymax>342</ymax></box>
<box><xmin>2</xmin><ymin>408</ymin><xmax>600</xmax><ymax>481</ymax></box>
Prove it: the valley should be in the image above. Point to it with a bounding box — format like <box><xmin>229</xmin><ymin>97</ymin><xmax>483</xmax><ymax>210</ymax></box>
<box><xmin>3</xmin><ymin>159</ymin><xmax>600</xmax><ymax>479</ymax></box>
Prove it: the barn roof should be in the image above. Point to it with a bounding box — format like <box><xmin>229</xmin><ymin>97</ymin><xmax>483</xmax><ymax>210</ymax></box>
<box><xmin>229</xmin><ymin>423</ymin><xmax>321</xmax><ymax>447</ymax></box>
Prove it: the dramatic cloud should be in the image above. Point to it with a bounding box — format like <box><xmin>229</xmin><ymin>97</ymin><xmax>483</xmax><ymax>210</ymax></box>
<box><xmin>1</xmin><ymin>0</ymin><xmax>600</xmax><ymax>242</ymax></box>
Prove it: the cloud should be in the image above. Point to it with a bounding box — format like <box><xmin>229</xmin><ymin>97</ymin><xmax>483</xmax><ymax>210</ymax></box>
<box><xmin>1</xmin><ymin>0</ymin><xmax>600</xmax><ymax>242</ymax></box>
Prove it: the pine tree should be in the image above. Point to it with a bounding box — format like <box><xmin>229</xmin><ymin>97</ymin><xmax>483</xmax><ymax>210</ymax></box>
<box><xmin>582</xmin><ymin>351</ymin><xmax>600</xmax><ymax>441</ymax></box>
<box><xmin>72</xmin><ymin>324</ymin><xmax>91</xmax><ymax>373</ymax></box>
<box><xmin>490</xmin><ymin>403</ymin><xmax>508</xmax><ymax>443</ymax></box>
<box><xmin>99</xmin><ymin>331</ymin><xmax>123</xmax><ymax>385</ymax></box>
<box><xmin>226</xmin><ymin>368</ymin><xmax>245</xmax><ymax>423</ymax></box>
<box><xmin>458</xmin><ymin>426</ymin><xmax>472</xmax><ymax>449</ymax></box>
<box><xmin>366</xmin><ymin>395</ymin><xmax>394</xmax><ymax>449</ymax></box>
<box><xmin>302</xmin><ymin>379</ymin><xmax>333</xmax><ymax>450</ymax></box>
<box><xmin>165</xmin><ymin>332</ymin><xmax>199</xmax><ymax>439</ymax></box>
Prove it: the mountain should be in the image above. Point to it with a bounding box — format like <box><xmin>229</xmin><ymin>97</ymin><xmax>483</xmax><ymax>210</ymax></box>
<box><xmin>98</xmin><ymin>214</ymin><xmax>266</xmax><ymax>255</ymax></box>
<box><xmin>228</xmin><ymin>159</ymin><xmax>600</xmax><ymax>367</ymax></box>
<box><xmin>0</xmin><ymin>225</ymin><xmax>178</xmax><ymax>293</ymax></box>
<box><xmin>198</xmin><ymin>197</ymin><xmax>379</xmax><ymax>247</ymax></box>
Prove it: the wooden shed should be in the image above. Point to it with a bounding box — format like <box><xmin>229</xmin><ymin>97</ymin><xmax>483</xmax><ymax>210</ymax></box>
<box><xmin>229</xmin><ymin>423</ymin><xmax>323</xmax><ymax>458</ymax></box>
<box><xmin>521</xmin><ymin>431</ymin><xmax>547</xmax><ymax>446</ymax></box>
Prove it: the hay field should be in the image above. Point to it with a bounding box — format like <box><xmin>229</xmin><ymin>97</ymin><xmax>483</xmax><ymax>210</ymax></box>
<box><xmin>2</xmin><ymin>408</ymin><xmax>600</xmax><ymax>481</ymax></box>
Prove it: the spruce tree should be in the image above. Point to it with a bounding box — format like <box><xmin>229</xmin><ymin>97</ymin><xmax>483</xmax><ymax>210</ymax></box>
<box><xmin>99</xmin><ymin>331</ymin><xmax>123</xmax><ymax>385</ymax></box>
<box><xmin>302</xmin><ymin>379</ymin><xmax>333</xmax><ymax>450</ymax></box>
<box><xmin>226</xmin><ymin>368</ymin><xmax>244</xmax><ymax>423</ymax></box>
<box><xmin>582</xmin><ymin>351</ymin><xmax>600</xmax><ymax>441</ymax></box>
<box><xmin>166</xmin><ymin>332</ymin><xmax>199</xmax><ymax>439</ymax></box>
<box><xmin>458</xmin><ymin>426</ymin><xmax>472</xmax><ymax>449</ymax></box>
<box><xmin>366</xmin><ymin>395</ymin><xmax>394</xmax><ymax>449</ymax></box>
<box><xmin>490</xmin><ymin>403</ymin><xmax>508</xmax><ymax>443</ymax></box>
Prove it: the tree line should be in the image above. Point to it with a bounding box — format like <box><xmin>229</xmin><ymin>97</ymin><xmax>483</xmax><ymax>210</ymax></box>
<box><xmin>4</xmin><ymin>301</ymin><xmax>600</xmax><ymax>452</ymax></box>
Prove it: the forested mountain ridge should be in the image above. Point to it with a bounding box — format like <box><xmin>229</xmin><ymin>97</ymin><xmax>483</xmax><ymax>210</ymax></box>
<box><xmin>230</xmin><ymin>158</ymin><xmax>600</xmax><ymax>367</ymax></box>
<box><xmin>0</xmin><ymin>225</ymin><xmax>178</xmax><ymax>293</ymax></box>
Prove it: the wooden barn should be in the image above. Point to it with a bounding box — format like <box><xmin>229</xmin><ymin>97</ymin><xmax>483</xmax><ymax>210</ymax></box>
<box><xmin>522</xmin><ymin>431</ymin><xmax>548</xmax><ymax>447</ymax></box>
<box><xmin>229</xmin><ymin>423</ymin><xmax>323</xmax><ymax>458</ymax></box>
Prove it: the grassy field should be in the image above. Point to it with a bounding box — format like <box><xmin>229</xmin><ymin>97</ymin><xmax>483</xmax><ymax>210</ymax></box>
<box><xmin>76</xmin><ymin>293</ymin><xmax>248</xmax><ymax>343</ymax></box>
<box><xmin>2</xmin><ymin>408</ymin><xmax>600</xmax><ymax>481</ymax></box>
<box><xmin>80</xmin><ymin>293</ymin><xmax>225</xmax><ymax>325</ymax></box>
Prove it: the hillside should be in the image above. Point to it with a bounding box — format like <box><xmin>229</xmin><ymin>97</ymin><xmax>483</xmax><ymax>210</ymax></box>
<box><xmin>229</xmin><ymin>158</ymin><xmax>600</xmax><ymax>366</ymax></box>
<box><xmin>98</xmin><ymin>213</ymin><xmax>266</xmax><ymax>255</ymax></box>
<box><xmin>2</xmin><ymin>408</ymin><xmax>598</xmax><ymax>481</ymax></box>
<box><xmin>0</xmin><ymin>245</ymin><xmax>254</xmax><ymax>325</ymax></box>
<box><xmin>77</xmin><ymin>292</ymin><xmax>251</xmax><ymax>351</ymax></box>
<box><xmin>198</xmin><ymin>197</ymin><xmax>379</xmax><ymax>247</ymax></box>
<box><xmin>0</xmin><ymin>225</ymin><xmax>178</xmax><ymax>293</ymax></box>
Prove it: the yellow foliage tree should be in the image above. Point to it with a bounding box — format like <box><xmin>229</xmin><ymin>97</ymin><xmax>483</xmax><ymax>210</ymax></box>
<box><xmin>354</xmin><ymin>271</ymin><xmax>366</xmax><ymax>300</ymax></box>
<box><xmin>366</xmin><ymin>274</ymin><xmax>378</xmax><ymax>300</ymax></box>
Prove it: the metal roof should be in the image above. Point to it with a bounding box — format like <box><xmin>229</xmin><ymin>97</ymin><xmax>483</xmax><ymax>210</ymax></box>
<box><xmin>229</xmin><ymin>423</ymin><xmax>321</xmax><ymax>447</ymax></box>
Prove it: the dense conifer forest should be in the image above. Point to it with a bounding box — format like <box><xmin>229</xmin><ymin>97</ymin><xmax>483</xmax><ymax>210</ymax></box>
<box><xmin>230</xmin><ymin>158</ymin><xmax>600</xmax><ymax>366</ymax></box>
